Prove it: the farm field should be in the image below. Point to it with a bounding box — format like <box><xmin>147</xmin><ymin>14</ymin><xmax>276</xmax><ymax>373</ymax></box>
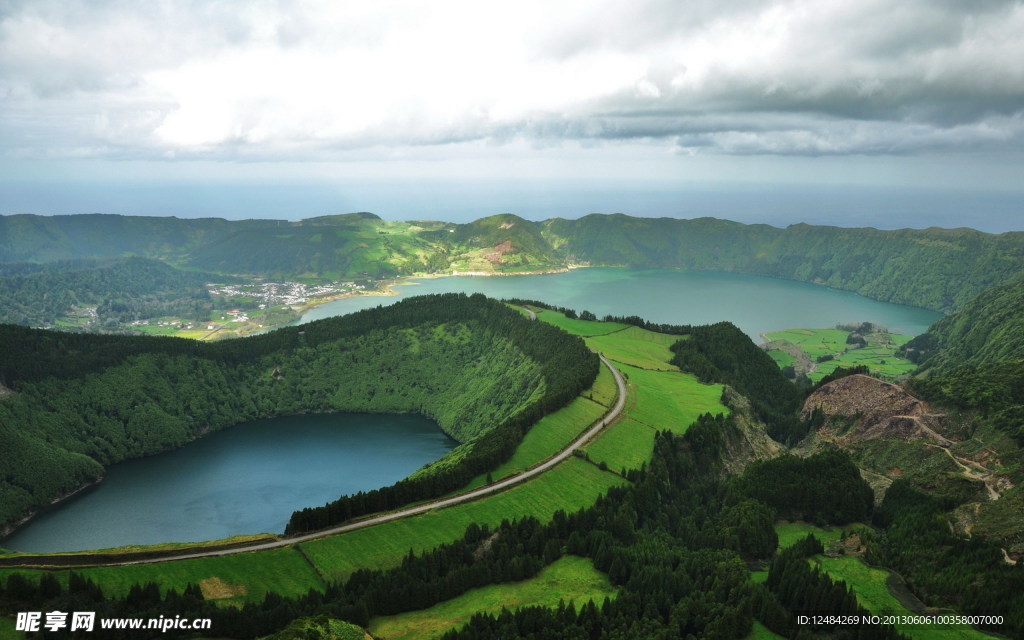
<box><xmin>534</xmin><ymin>309</ymin><xmax>628</xmax><ymax>336</ymax></box>
<box><xmin>584</xmin><ymin>326</ymin><xmax>679</xmax><ymax>371</ymax></box>
<box><xmin>762</xmin><ymin>327</ymin><xmax>916</xmax><ymax>382</ymax></box>
<box><xmin>617</xmin><ymin>364</ymin><xmax>727</xmax><ymax>433</ymax></box>
<box><xmin>368</xmin><ymin>555</ymin><xmax>616</xmax><ymax>640</ymax></box>
<box><xmin>584</xmin><ymin>416</ymin><xmax>657</xmax><ymax>473</ymax></box>
<box><xmin>78</xmin><ymin>547</ymin><xmax>323</xmax><ymax>602</ymax></box>
<box><xmin>300</xmin><ymin>458</ymin><xmax>625</xmax><ymax>583</ymax></box>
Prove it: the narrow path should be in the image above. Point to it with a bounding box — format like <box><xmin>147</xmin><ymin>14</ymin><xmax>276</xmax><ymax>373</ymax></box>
<box><xmin>13</xmin><ymin>354</ymin><xmax>626</xmax><ymax>568</ymax></box>
<box><xmin>927</xmin><ymin>444</ymin><xmax>1000</xmax><ymax>500</ymax></box>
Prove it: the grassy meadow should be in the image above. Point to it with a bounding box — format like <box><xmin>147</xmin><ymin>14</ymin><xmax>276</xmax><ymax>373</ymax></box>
<box><xmin>368</xmin><ymin>555</ymin><xmax>616</xmax><ymax>640</ymax></box>
<box><xmin>762</xmin><ymin>328</ymin><xmax>917</xmax><ymax>382</ymax></box>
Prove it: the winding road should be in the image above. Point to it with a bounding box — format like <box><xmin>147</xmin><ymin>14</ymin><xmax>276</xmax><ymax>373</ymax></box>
<box><xmin>13</xmin><ymin>352</ymin><xmax>626</xmax><ymax>568</ymax></box>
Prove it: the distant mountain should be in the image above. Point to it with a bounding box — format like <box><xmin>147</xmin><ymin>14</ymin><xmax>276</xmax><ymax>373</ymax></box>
<box><xmin>3</xmin><ymin>212</ymin><xmax>1023</xmax><ymax>313</ymax></box>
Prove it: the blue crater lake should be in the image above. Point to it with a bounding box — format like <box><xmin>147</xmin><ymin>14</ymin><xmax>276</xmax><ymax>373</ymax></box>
<box><xmin>4</xmin><ymin>413</ymin><xmax>455</xmax><ymax>552</ymax></box>
<box><xmin>303</xmin><ymin>268</ymin><xmax>942</xmax><ymax>339</ymax></box>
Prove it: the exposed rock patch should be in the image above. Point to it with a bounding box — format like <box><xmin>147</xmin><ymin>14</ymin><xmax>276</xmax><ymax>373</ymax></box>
<box><xmin>484</xmin><ymin>240</ymin><xmax>515</xmax><ymax>264</ymax></box>
<box><xmin>802</xmin><ymin>374</ymin><xmax>952</xmax><ymax>447</ymax></box>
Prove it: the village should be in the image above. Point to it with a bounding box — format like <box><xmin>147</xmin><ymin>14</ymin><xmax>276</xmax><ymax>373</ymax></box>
<box><xmin>207</xmin><ymin>280</ymin><xmax>363</xmax><ymax>307</ymax></box>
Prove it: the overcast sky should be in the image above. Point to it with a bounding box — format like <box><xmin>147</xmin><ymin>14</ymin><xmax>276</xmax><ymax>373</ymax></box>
<box><xmin>2</xmin><ymin>0</ymin><xmax>1023</xmax><ymax>228</ymax></box>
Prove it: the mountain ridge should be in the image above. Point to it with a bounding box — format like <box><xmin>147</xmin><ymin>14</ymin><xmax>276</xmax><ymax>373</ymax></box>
<box><xmin>4</xmin><ymin>212</ymin><xmax>1023</xmax><ymax>314</ymax></box>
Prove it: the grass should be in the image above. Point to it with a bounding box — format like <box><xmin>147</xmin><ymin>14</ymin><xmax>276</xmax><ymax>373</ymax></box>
<box><xmin>460</xmin><ymin>397</ymin><xmax>610</xmax><ymax>491</ymax></box>
<box><xmin>762</xmin><ymin>328</ymin><xmax>918</xmax><ymax>382</ymax></box>
<box><xmin>74</xmin><ymin>547</ymin><xmax>324</xmax><ymax>601</ymax></box>
<box><xmin>0</xmin><ymin>617</ymin><xmax>18</xmax><ymax>640</ymax></box>
<box><xmin>813</xmin><ymin>556</ymin><xmax>996</xmax><ymax>640</ymax></box>
<box><xmin>617</xmin><ymin>364</ymin><xmax>728</xmax><ymax>434</ymax></box>
<box><xmin>774</xmin><ymin>521</ymin><xmax>844</xmax><ymax>550</ymax></box>
<box><xmin>368</xmin><ymin>555</ymin><xmax>617</xmax><ymax>640</ymax></box>
<box><xmin>300</xmin><ymin>458</ymin><xmax>626</xmax><ymax>583</ymax></box>
<box><xmin>457</xmin><ymin>396</ymin><xmax>605</xmax><ymax>489</ymax></box>
<box><xmin>584</xmin><ymin>417</ymin><xmax>658</xmax><ymax>473</ymax></box>
<box><xmin>763</xmin><ymin>328</ymin><xmax>849</xmax><ymax>361</ymax></box>
<box><xmin>767</xmin><ymin>349</ymin><xmax>795</xmax><ymax>369</ymax></box>
<box><xmin>745</xmin><ymin>621</ymin><xmax>786</xmax><ymax>639</ymax></box>
<box><xmin>459</xmin><ymin>367</ymin><xmax>616</xmax><ymax>492</ymax></box>
<box><xmin>536</xmin><ymin>310</ymin><xmax>628</xmax><ymax>336</ymax></box>
<box><xmin>583</xmin><ymin>364</ymin><xmax>619</xmax><ymax>409</ymax></box>
<box><xmin>584</xmin><ymin>326</ymin><xmax>680</xmax><ymax>371</ymax></box>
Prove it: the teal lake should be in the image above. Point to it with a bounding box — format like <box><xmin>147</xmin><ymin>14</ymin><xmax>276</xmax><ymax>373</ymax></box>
<box><xmin>6</xmin><ymin>268</ymin><xmax>941</xmax><ymax>551</ymax></box>
<box><xmin>302</xmin><ymin>268</ymin><xmax>942</xmax><ymax>338</ymax></box>
<box><xmin>4</xmin><ymin>413</ymin><xmax>454</xmax><ymax>552</ymax></box>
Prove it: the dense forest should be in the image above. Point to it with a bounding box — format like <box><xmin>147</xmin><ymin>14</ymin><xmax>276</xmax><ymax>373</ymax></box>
<box><xmin>0</xmin><ymin>257</ymin><xmax>231</xmax><ymax>328</ymax></box>
<box><xmin>3</xmin><ymin>212</ymin><xmax>1022</xmax><ymax>313</ymax></box>
<box><xmin>0</xmin><ymin>294</ymin><xmax>597</xmax><ymax>534</ymax></box>
<box><xmin>900</xmin><ymin>277</ymin><xmax>1024</xmax><ymax>372</ymax></box>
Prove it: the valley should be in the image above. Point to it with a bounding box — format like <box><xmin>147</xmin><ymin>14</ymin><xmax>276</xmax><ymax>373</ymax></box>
<box><xmin>1</xmin><ymin>214</ymin><xmax>1023</xmax><ymax>639</ymax></box>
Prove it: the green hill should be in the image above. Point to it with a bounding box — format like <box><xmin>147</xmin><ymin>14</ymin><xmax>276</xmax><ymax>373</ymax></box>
<box><xmin>545</xmin><ymin>215</ymin><xmax>1024</xmax><ymax>312</ymax></box>
<box><xmin>0</xmin><ymin>257</ymin><xmax>234</xmax><ymax>328</ymax></box>
<box><xmin>4</xmin><ymin>213</ymin><xmax>1023</xmax><ymax>313</ymax></box>
<box><xmin>902</xmin><ymin>278</ymin><xmax>1024</xmax><ymax>373</ymax></box>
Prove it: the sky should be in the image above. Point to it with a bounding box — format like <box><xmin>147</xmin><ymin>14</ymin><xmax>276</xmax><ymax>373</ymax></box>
<box><xmin>1</xmin><ymin>0</ymin><xmax>1023</xmax><ymax>230</ymax></box>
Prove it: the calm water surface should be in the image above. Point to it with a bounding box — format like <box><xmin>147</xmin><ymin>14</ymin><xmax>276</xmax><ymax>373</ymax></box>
<box><xmin>303</xmin><ymin>268</ymin><xmax>942</xmax><ymax>338</ymax></box>
<box><xmin>5</xmin><ymin>413</ymin><xmax>454</xmax><ymax>552</ymax></box>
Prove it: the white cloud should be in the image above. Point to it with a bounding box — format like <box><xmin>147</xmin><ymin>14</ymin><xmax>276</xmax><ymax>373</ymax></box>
<box><xmin>0</xmin><ymin>0</ymin><xmax>1022</xmax><ymax>160</ymax></box>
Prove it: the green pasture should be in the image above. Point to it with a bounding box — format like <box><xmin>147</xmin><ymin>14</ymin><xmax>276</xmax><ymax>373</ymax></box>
<box><xmin>536</xmin><ymin>310</ymin><xmax>628</xmax><ymax>336</ymax></box>
<box><xmin>368</xmin><ymin>555</ymin><xmax>616</xmax><ymax>640</ymax></box>
<box><xmin>300</xmin><ymin>458</ymin><xmax>626</xmax><ymax>583</ymax></box>
<box><xmin>763</xmin><ymin>328</ymin><xmax>849</xmax><ymax>361</ymax></box>
<box><xmin>762</xmin><ymin>328</ymin><xmax>917</xmax><ymax>382</ymax></box>
<box><xmin>457</xmin><ymin>395</ymin><xmax>607</xmax><ymax>492</ymax></box>
<box><xmin>0</xmin><ymin>547</ymin><xmax>324</xmax><ymax>603</ymax></box>
<box><xmin>774</xmin><ymin>521</ymin><xmax>843</xmax><ymax>549</ymax></box>
<box><xmin>584</xmin><ymin>417</ymin><xmax>657</xmax><ymax>473</ymax></box>
<box><xmin>746</xmin><ymin>621</ymin><xmax>786</xmax><ymax>640</ymax></box>
<box><xmin>767</xmin><ymin>350</ymin><xmax>795</xmax><ymax>369</ymax></box>
<box><xmin>584</xmin><ymin>365</ymin><xmax>620</xmax><ymax>409</ymax></box>
<box><xmin>584</xmin><ymin>326</ymin><xmax>679</xmax><ymax>371</ymax></box>
<box><xmin>618</xmin><ymin>364</ymin><xmax>727</xmax><ymax>433</ymax></box>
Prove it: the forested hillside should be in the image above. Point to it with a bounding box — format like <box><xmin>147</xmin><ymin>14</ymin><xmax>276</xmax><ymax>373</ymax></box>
<box><xmin>545</xmin><ymin>215</ymin><xmax>1024</xmax><ymax>312</ymax></box>
<box><xmin>0</xmin><ymin>257</ymin><xmax>232</xmax><ymax>328</ymax></box>
<box><xmin>0</xmin><ymin>294</ymin><xmax>597</xmax><ymax>534</ymax></box>
<box><xmin>901</xmin><ymin>277</ymin><xmax>1024</xmax><ymax>372</ymax></box>
<box><xmin>3</xmin><ymin>213</ymin><xmax>1023</xmax><ymax>313</ymax></box>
